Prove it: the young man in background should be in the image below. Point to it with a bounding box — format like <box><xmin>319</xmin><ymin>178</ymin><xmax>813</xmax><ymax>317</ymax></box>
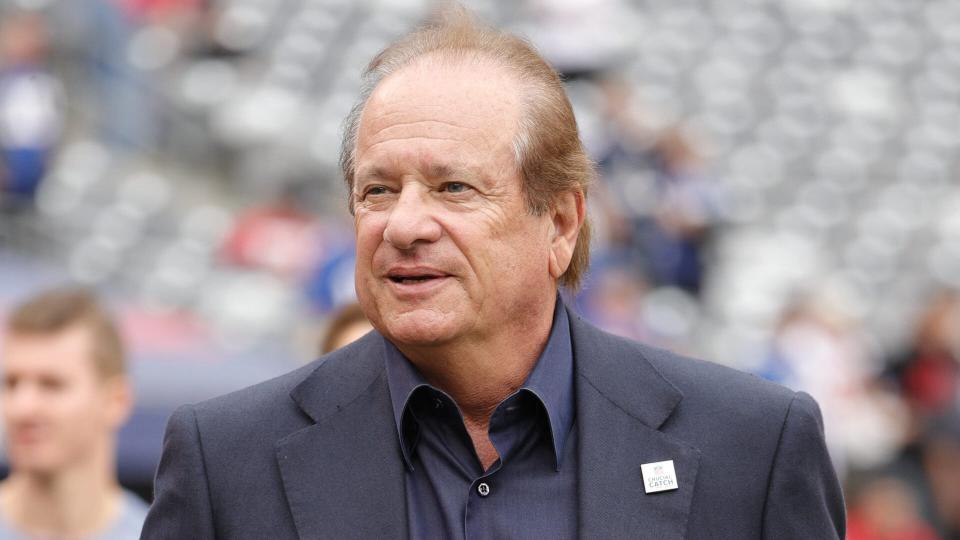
<box><xmin>0</xmin><ymin>287</ymin><xmax>146</xmax><ymax>539</ymax></box>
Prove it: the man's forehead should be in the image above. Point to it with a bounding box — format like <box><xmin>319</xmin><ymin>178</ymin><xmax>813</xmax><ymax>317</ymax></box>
<box><xmin>363</xmin><ymin>55</ymin><xmax>522</xmax><ymax>126</ymax></box>
<box><xmin>358</xmin><ymin>161</ymin><xmax>471</xmax><ymax>181</ymax></box>
<box><xmin>2</xmin><ymin>327</ymin><xmax>96</xmax><ymax>373</ymax></box>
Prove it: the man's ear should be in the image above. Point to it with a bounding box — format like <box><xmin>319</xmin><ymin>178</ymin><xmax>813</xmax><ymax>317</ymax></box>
<box><xmin>548</xmin><ymin>190</ymin><xmax>586</xmax><ymax>280</ymax></box>
<box><xmin>102</xmin><ymin>375</ymin><xmax>134</xmax><ymax>430</ymax></box>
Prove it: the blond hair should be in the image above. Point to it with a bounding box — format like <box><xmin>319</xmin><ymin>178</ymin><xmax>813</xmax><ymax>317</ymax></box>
<box><xmin>340</xmin><ymin>3</ymin><xmax>593</xmax><ymax>289</ymax></box>
<box><xmin>6</xmin><ymin>287</ymin><xmax>126</xmax><ymax>378</ymax></box>
<box><xmin>320</xmin><ymin>302</ymin><xmax>370</xmax><ymax>355</ymax></box>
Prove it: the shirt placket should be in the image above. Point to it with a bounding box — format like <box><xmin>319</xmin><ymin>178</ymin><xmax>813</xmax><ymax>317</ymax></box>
<box><xmin>463</xmin><ymin>392</ymin><xmax>538</xmax><ymax>540</ymax></box>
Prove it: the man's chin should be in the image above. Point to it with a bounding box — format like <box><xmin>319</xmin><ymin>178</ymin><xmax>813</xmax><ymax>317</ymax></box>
<box><xmin>379</xmin><ymin>311</ymin><xmax>461</xmax><ymax>347</ymax></box>
<box><xmin>7</xmin><ymin>454</ymin><xmax>63</xmax><ymax>476</ymax></box>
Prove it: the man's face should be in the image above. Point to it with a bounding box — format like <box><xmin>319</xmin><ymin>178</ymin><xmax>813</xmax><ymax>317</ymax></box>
<box><xmin>352</xmin><ymin>58</ymin><xmax>558</xmax><ymax>348</ymax></box>
<box><xmin>1</xmin><ymin>326</ymin><xmax>124</xmax><ymax>475</ymax></box>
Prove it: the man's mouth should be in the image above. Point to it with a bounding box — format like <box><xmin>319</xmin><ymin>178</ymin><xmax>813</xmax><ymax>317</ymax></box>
<box><xmin>388</xmin><ymin>273</ymin><xmax>445</xmax><ymax>284</ymax></box>
<box><xmin>10</xmin><ymin>427</ymin><xmax>46</xmax><ymax>444</ymax></box>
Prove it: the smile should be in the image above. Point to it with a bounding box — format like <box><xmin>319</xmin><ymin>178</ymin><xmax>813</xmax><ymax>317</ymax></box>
<box><xmin>383</xmin><ymin>268</ymin><xmax>453</xmax><ymax>297</ymax></box>
<box><xmin>388</xmin><ymin>274</ymin><xmax>445</xmax><ymax>284</ymax></box>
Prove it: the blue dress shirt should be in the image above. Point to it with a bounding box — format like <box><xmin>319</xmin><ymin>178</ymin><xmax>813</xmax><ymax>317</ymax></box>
<box><xmin>383</xmin><ymin>297</ymin><xmax>577</xmax><ymax>540</ymax></box>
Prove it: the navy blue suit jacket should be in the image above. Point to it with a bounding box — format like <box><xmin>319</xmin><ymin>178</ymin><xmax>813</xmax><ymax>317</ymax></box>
<box><xmin>141</xmin><ymin>307</ymin><xmax>845</xmax><ymax>539</ymax></box>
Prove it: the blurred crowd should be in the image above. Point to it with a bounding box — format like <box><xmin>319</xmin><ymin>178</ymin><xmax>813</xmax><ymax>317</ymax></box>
<box><xmin>0</xmin><ymin>0</ymin><xmax>959</xmax><ymax>538</ymax></box>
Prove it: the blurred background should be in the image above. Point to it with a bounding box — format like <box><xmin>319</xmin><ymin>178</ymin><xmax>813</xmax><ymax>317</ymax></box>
<box><xmin>0</xmin><ymin>0</ymin><xmax>958</xmax><ymax>537</ymax></box>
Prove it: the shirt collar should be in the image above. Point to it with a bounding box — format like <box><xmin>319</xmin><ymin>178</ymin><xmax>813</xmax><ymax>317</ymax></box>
<box><xmin>383</xmin><ymin>295</ymin><xmax>575</xmax><ymax>471</ymax></box>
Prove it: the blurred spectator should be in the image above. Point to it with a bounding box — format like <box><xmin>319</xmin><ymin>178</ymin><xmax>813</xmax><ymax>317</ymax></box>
<box><xmin>922</xmin><ymin>415</ymin><xmax>960</xmax><ymax>539</ymax></box>
<box><xmin>319</xmin><ymin>302</ymin><xmax>371</xmax><ymax>355</ymax></box>
<box><xmin>593</xmin><ymin>78</ymin><xmax>720</xmax><ymax>295</ymax></box>
<box><xmin>756</xmin><ymin>295</ymin><xmax>908</xmax><ymax>478</ymax></box>
<box><xmin>305</xmin><ymin>242</ymin><xmax>358</xmax><ymax>314</ymax></box>
<box><xmin>886</xmin><ymin>290</ymin><xmax>960</xmax><ymax>420</ymax></box>
<box><xmin>119</xmin><ymin>0</ymin><xmax>201</xmax><ymax>24</ymax></box>
<box><xmin>522</xmin><ymin>0</ymin><xmax>636</xmax><ymax>76</ymax></box>
<box><xmin>886</xmin><ymin>414</ymin><xmax>960</xmax><ymax>540</ymax></box>
<box><xmin>221</xmin><ymin>185</ymin><xmax>322</xmax><ymax>280</ymax></box>
<box><xmin>0</xmin><ymin>12</ymin><xmax>61</xmax><ymax>208</ymax></box>
<box><xmin>77</xmin><ymin>0</ymin><xmax>201</xmax><ymax>152</ymax></box>
<box><xmin>846</xmin><ymin>472</ymin><xmax>938</xmax><ymax>540</ymax></box>
<box><xmin>0</xmin><ymin>287</ymin><xmax>147</xmax><ymax>539</ymax></box>
<box><xmin>575</xmin><ymin>257</ymin><xmax>651</xmax><ymax>343</ymax></box>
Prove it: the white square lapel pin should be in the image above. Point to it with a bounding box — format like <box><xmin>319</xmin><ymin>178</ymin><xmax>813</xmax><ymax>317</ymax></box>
<box><xmin>641</xmin><ymin>460</ymin><xmax>678</xmax><ymax>494</ymax></box>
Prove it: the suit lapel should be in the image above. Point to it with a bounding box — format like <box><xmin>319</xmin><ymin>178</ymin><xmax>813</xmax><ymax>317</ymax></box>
<box><xmin>273</xmin><ymin>310</ymin><xmax>702</xmax><ymax>539</ymax></box>
<box><xmin>275</xmin><ymin>334</ymin><xmax>407</xmax><ymax>540</ymax></box>
<box><xmin>570</xmin><ymin>309</ymin><xmax>701</xmax><ymax>539</ymax></box>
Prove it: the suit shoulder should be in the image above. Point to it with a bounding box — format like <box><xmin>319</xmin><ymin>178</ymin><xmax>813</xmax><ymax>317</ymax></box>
<box><xmin>191</xmin><ymin>359</ymin><xmax>320</xmax><ymax>419</ymax></box>
<box><xmin>188</xmin><ymin>332</ymin><xmax>377</xmax><ymax>427</ymax></box>
<box><xmin>642</xmin><ymin>345</ymin><xmax>802</xmax><ymax>439</ymax></box>
<box><xmin>579</xmin><ymin>323</ymin><xmax>798</xmax><ymax>423</ymax></box>
<box><xmin>608</xmin><ymin>335</ymin><xmax>803</xmax><ymax>450</ymax></box>
<box><xmin>638</xmin><ymin>341</ymin><xmax>795</xmax><ymax>406</ymax></box>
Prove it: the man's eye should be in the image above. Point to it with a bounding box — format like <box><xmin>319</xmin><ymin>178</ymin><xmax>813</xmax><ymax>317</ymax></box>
<box><xmin>39</xmin><ymin>377</ymin><xmax>65</xmax><ymax>391</ymax></box>
<box><xmin>363</xmin><ymin>186</ymin><xmax>390</xmax><ymax>198</ymax></box>
<box><xmin>442</xmin><ymin>182</ymin><xmax>470</xmax><ymax>194</ymax></box>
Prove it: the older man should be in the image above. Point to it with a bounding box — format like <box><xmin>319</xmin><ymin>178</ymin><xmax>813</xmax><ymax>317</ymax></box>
<box><xmin>142</xmin><ymin>6</ymin><xmax>844</xmax><ymax>540</ymax></box>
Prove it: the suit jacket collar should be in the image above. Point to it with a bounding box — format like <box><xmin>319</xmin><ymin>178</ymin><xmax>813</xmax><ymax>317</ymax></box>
<box><xmin>569</xmin><ymin>308</ymin><xmax>702</xmax><ymax>539</ymax></box>
<box><xmin>568</xmin><ymin>305</ymin><xmax>682</xmax><ymax>430</ymax></box>
<box><xmin>276</xmin><ymin>306</ymin><xmax>701</xmax><ymax>540</ymax></box>
<box><xmin>382</xmin><ymin>297</ymin><xmax>575</xmax><ymax>471</ymax></box>
<box><xmin>277</xmin><ymin>332</ymin><xmax>408</xmax><ymax>539</ymax></box>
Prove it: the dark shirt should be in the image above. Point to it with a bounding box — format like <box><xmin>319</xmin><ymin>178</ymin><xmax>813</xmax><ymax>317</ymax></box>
<box><xmin>383</xmin><ymin>298</ymin><xmax>577</xmax><ymax>540</ymax></box>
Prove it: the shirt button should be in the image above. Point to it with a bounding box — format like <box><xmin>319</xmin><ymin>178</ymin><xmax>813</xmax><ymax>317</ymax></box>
<box><xmin>477</xmin><ymin>482</ymin><xmax>491</xmax><ymax>497</ymax></box>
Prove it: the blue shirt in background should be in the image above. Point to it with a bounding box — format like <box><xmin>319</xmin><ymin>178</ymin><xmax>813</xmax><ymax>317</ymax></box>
<box><xmin>0</xmin><ymin>489</ymin><xmax>147</xmax><ymax>540</ymax></box>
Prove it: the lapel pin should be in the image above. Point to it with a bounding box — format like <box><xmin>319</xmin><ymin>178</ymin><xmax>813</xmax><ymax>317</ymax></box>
<box><xmin>641</xmin><ymin>460</ymin><xmax>678</xmax><ymax>494</ymax></box>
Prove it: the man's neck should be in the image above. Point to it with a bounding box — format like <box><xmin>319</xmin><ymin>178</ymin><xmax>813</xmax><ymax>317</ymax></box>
<box><xmin>396</xmin><ymin>298</ymin><xmax>558</xmax><ymax>468</ymax></box>
<box><xmin>0</xmin><ymin>448</ymin><xmax>122</xmax><ymax>538</ymax></box>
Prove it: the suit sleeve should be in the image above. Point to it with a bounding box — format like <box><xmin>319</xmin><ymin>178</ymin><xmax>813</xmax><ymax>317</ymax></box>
<box><xmin>761</xmin><ymin>391</ymin><xmax>845</xmax><ymax>539</ymax></box>
<box><xmin>140</xmin><ymin>404</ymin><xmax>218</xmax><ymax>540</ymax></box>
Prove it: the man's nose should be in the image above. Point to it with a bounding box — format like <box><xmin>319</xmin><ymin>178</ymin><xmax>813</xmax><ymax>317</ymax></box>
<box><xmin>382</xmin><ymin>185</ymin><xmax>442</xmax><ymax>250</ymax></box>
<box><xmin>4</xmin><ymin>384</ymin><xmax>41</xmax><ymax>420</ymax></box>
